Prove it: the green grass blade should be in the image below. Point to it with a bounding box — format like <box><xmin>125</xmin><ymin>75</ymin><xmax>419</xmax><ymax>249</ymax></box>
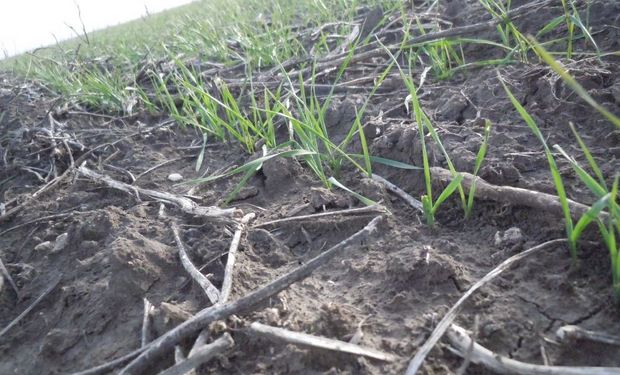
<box><xmin>466</xmin><ymin>120</ymin><xmax>492</xmax><ymax>218</ymax></box>
<box><xmin>355</xmin><ymin>114</ymin><xmax>372</xmax><ymax>177</ymax></box>
<box><xmin>572</xmin><ymin>193</ymin><xmax>610</xmax><ymax>243</ymax></box>
<box><xmin>432</xmin><ymin>174</ymin><xmax>464</xmax><ymax>214</ymax></box>
<box><xmin>568</xmin><ymin>122</ymin><xmax>606</xmax><ymax>187</ymax></box>
<box><xmin>500</xmin><ymin>72</ymin><xmax>576</xmax><ymax>260</ymax></box>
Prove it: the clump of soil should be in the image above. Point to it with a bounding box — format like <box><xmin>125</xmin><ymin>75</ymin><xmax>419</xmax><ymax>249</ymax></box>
<box><xmin>1</xmin><ymin>0</ymin><xmax>620</xmax><ymax>374</ymax></box>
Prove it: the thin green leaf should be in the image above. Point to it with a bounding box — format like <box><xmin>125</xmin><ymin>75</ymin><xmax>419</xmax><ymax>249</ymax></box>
<box><xmin>433</xmin><ymin>173</ymin><xmax>464</xmax><ymax>214</ymax></box>
<box><xmin>571</xmin><ymin>193</ymin><xmax>610</xmax><ymax>243</ymax></box>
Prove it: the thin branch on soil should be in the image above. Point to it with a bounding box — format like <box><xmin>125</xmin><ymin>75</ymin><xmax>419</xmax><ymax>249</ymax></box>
<box><xmin>253</xmin><ymin>204</ymin><xmax>386</xmax><ymax>228</ymax></box>
<box><xmin>220</xmin><ymin>213</ymin><xmax>255</xmax><ymax>303</ymax></box>
<box><xmin>174</xmin><ymin>209</ymin><xmax>248</xmax><ymax>371</ymax></box>
<box><xmin>172</xmin><ymin>223</ymin><xmax>220</xmax><ymax>304</ymax></box>
<box><xmin>103</xmin><ymin>163</ymin><xmax>136</xmax><ymax>183</ymax></box>
<box><xmin>430</xmin><ymin>167</ymin><xmax>607</xmax><ymax>222</ymax></box>
<box><xmin>157</xmin><ymin>333</ymin><xmax>234</xmax><ymax>375</ymax></box>
<box><xmin>142</xmin><ymin>298</ymin><xmax>154</xmax><ymax>347</ymax></box>
<box><xmin>0</xmin><ymin>256</ymin><xmax>20</xmax><ymax>299</ymax></box>
<box><xmin>115</xmin><ymin>216</ymin><xmax>382</xmax><ymax>375</ymax></box>
<box><xmin>79</xmin><ymin>165</ymin><xmax>237</xmax><ymax>221</ymax></box>
<box><xmin>371</xmin><ymin>174</ymin><xmax>424</xmax><ymax>212</ymax></box>
<box><xmin>556</xmin><ymin>325</ymin><xmax>620</xmax><ymax>347</ymax></box>
<box><xmin>455</xmin><ymin>315</ymin><xmax>479</xmax><ymax>375</ymax></box>
<box><xmin>249</xmin><ymin>322</ymin><xmax>397</xmax><ymax>362</ymax></box>
<box><xmin>0</xmin><ymin>273</ymin><xmax>62</xmax><ymax>338</ymax></box>
<box><xmin>405</xmin><ymin>238</ymin><xmax>567</xmax><ymax>375</ymax></box>
<box><xmin>185</xmin><ymin>332</ymin><xmax>207</xmax><ymax>375</ymax></box>
<box><xmin>189</xmin><ymin>330</ymin><xmax>209</xmax><ymax>357</ymax></box>
<box><xmin>447</xmin><ymin>324</ymin><xmax>620</xmax><ymax>375</ymax></box>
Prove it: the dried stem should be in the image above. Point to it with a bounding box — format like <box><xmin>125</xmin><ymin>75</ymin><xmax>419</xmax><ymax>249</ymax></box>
<box><xmin>448</xmin><ymin>324</ymin><xmax>620</xmax><ymax>375</ymax></box>
<box><xmin>0</xmin><ymin>274</ymin><xmax>62</xmax><ymax>337</ymax></box>
<box><xmin>172</xmin><ymin>223</ymin><xmax>220</xmax><ymax>304</ymax></box>
<box><xmin>158</xmin><ymin>333</ymin><xmax>234</xmax><ymax>375</ymax></box>
<box><xmin>249</xmin><ymin>322</ymin><xmax>396</xmax><ymax>362</ymax></box>
<box><xmin>254</xmin><ymin>204</ymin><xmax>386</xmax><ymax>228</ymax></box>
<box><xmin>142</xmin><ymin>298</ymin><xmax>154</xmax><ymax>347</ymax></box>
<box><xmin>431</xmin><ymin>167</ymin><xmax>606</xmax><ymax>222</ymax></box>
<box><xmin>78</xmin><ymin>165</ymin><xmax>238</xmax><ymax>221</ymax></box>
<box><xmin>371</xmin><ymin>174</ymin><xmax>423</xmax><ymax>212</ymax></box>
<box><xmin>556</xmin><ymin>325</ymin><xmax>620</xmax><ymax>347</ymax></box>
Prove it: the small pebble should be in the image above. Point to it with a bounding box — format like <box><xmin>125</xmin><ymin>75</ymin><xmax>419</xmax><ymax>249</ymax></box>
<box><xmin>52</xmin><ymin>233</ymin><xmax>69</xmax><ymax>253</ymax></box>
<box><xmin>494</xmin><ymin>227</ymin><xmax>524</xmax><ymax>248</ymax></box>
<box><xmin>167</xmin><ymin>173</ymin><xmax>183</xmax><ymax>182</ymax></box>
<box><xmin>34</xmin><ymin>241</ymin><xmax>53</xmax><ymax>252</ymax></box>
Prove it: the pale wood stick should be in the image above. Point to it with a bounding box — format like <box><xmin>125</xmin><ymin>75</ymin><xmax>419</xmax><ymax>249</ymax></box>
<box><xmin>174</xmin><ymin>346</ymin><xmax>186</xmax><ymax>363</ymax></box>
<box><xmin>556</xmin><ymin>325</ymin><xmax>620</xmax><ymax>346</ymax></box>
<box><xmin>142</xmin><ymin>298</ymin><xmax>154</xmax><ymax>347</ymax></box>
<box><xmin>157</xmin><ymin>333</ymin><xmax>234</xmax><ymax>375</ymax></box>
<box><xmin>188</xmin><ymin>331</ymin><xmax>209</xmax><ymax>357</ymax></box>
<box><xmin>185</xmin><ymin>213</ymin><xmax>255</xmax><ymax>369</ymax></box>
<box><xmin>371</xmin><ymin>174</ymin><xmax>423</xmax><ymax>212</ymax></box>
<box><xmin>0</xmin><ymin>273</ymin><xmax>62</xmax><ymax>337</ymax></box>
<box><xmin>430</xmin><ymin>167</ymin><xmax>608</xmax><ymax>222</ymax></box>
<box><xmin>184</xmin><ymin>331</ymin><xmax>207</xmax><ymax>375</ymax></box>
<box><xmin>447</xmin><ymin>324</ymin><xmax>620</xmax><ymax>375</ymax></box>
<box><xmin>172</xmin><ymin>224</ymin><xmax>220</xmax><ymax>305</ymax></box>
<box><xmin>254</xmin><ymin>204</ymin><xmax>386</xmax><ymax>228</ymax></box>
<box><xmin>116</xmin><ymin>216</ymin><xmax>382</xmax><ymax>375</ymax></box>
<box><xmin>220</xmin><ymin>213</ymin><xmax>255</xmax><ymax>303</ymax></box>
<box><xmin>249</xmin><ymin>322</ymin><xmax>397</xmax><ymax>362</ymax></box>
<box><xmin>405</xmin><ymin>239</ymin><xmax>566</xmax><ymax>375</ymax></box>
<box><xmin>78</xmin><ymin>165</ymin><xmax>237</xmax><ymax>221</ymax></box>
<box><xmin>0</xmin><ymin>256</ymin><xmax>20</xmax><ymax>299</ymax></box>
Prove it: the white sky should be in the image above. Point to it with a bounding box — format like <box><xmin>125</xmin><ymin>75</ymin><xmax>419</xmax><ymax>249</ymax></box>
<box><xmin>0</xmin><ymin>0</ymin><xmax>196</xmax><ymax>58</ymax></box>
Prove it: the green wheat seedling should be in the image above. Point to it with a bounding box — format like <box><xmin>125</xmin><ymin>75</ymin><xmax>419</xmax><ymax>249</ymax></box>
<box><xmin>499</xmin><ymin>73</ymin><xmax>578</xmax><ymax>262</ymax></box>
<box><xmin>465</xmin><ymin>119</ymin><xmax>492</xmax><ymax>219</ymax></box>
<box><xmin>600</xmin><ymin>179</ymin><xmax>620</xmax><ymax>300</ymax></box>
<box><xmin>421</xmin><ymin>174</ymin><xmax>465</xmax><ymax>227</ymax></box>
<box><xmin>477</xmin><ymin>0</ymin><xmax>532</xmax><ymax>61</ymax></box>
<box><xmin>558</xmin><ymin>0</ymin><xmax>599</xmax><ymax>58</ymax></box>
<box><xmin>29</xmin><ymin>57</ymin><xmax>132</xmax><ymax>113</ymax></box>
<box><xmin>380</xmin><ymin>42</ymin><xmax>468</xmax><ymax>226</ymax></box>
<box><xmin>409</xmin><ymin>15</ymin><xmax>465</xmax><ymax>79</ymax></box>
<box><xmin>553</xmin><ymin>123</ymin><xmax>620</xmax><ymax>298</ymax></box>
<box><xmin>519</xmin><ymin>40</ymin><xmax>620</xmax><ymax>297</ymax></box>
<box><xmin>557</xmin><ymin>142</ymin><xmax>620</xmax><ymax>298</ymax></box>
<box><xmin>152</xmin><ymin>53</ymin><xmax>286</xmax><ymax>154</ymax></box>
